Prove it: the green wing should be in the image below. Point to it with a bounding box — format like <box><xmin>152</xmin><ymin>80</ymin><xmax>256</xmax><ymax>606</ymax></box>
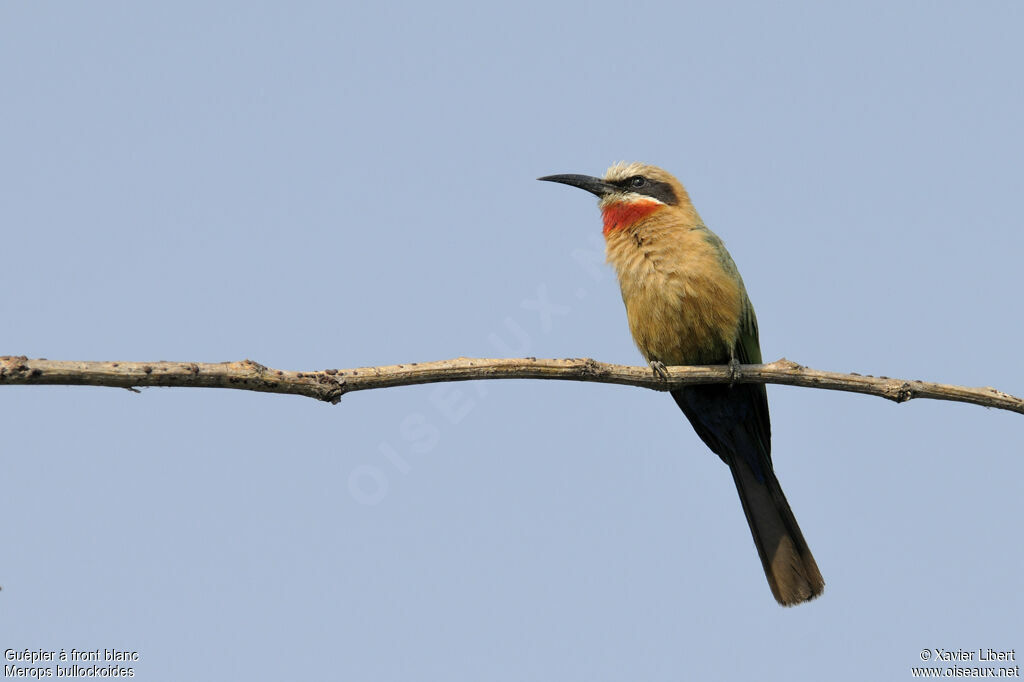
<box><xmin>734</xmin><ymin>295</ymin><xmax>772</xmax><ymax>462</ymax></box>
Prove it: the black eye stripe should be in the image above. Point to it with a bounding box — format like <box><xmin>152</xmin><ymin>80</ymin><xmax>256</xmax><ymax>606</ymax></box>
<box><xmin>611</xmin><ymin>176</ymin><xmax>679</xmax><ymax>206</ymax></box>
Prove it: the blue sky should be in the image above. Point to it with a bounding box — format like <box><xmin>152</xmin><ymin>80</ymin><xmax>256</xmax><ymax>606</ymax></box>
<box><xmin>2</xmin><ymin>2</ymin><xmax>1021</xmax><ymax>680</ymax></box>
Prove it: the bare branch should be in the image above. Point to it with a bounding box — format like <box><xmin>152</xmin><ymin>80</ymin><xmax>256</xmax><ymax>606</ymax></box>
<box><xmin>1</xmin><ymin>355</ymin><xmax>1021</xmax><ymax>415</ymax></box>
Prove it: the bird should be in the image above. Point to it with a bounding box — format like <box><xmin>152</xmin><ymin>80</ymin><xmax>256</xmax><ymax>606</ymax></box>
<box><xmin>538</xmin><ymin>162</ymin><xmax>824</xmax><ymax>606</ymax></box>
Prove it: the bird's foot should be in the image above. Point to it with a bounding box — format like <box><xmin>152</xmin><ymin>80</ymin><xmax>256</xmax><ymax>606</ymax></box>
<box><xmin>728</xmin><ymin>357</ymin><xmax>741</xmax><ymax>387</ymax></box>
<box><xmin>649</xmin><ymin>360</ymin><xmax>670</xmax><ymax>381</ymax></box>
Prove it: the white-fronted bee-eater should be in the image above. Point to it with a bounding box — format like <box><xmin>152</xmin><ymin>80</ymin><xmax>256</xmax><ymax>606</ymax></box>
<box><xmin>540</xmin><ymin>162</ymin><xmax>824</xmax><ymax>606</ymax></box>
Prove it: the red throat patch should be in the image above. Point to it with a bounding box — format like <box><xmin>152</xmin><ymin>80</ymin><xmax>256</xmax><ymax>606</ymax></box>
<box><xmin>601</xmin><ymin>200</ymin><xmax>662</xmax><ymax>235</ymax></box>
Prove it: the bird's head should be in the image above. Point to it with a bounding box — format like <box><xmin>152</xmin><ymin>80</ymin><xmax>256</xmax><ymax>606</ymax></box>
<box><xmin>539</xmin><ymin>162</ymin><xmax>697</xmax><ymax>235</ymax></box>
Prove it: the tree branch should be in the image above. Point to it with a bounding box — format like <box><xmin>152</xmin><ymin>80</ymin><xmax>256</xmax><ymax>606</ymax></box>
<box><xmin>1</xmin><ymin>355</ymin><xmax>1021</xmax><ymax>415</ymax></box>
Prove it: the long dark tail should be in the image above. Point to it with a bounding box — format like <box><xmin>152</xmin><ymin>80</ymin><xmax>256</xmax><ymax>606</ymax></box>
<box><xmin>727</xmin><ymin>448</ymin><xmax>823</xmax><ymax>606</ymax></box>
<box><xmin>672</xmin><ymin>385</ymin><xmax>823</xmax><ymax>606</ymax></box>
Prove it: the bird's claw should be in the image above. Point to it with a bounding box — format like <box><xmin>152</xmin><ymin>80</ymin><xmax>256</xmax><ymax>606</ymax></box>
<box><xmin>649</xmin><ymin>360</ymin><xmax>670</xmax><ymax>381</ymax></box>
<box><xmin>728</xmin><ymin>357</ymin><xmax>741</xmax><ymax>386</ymax></box>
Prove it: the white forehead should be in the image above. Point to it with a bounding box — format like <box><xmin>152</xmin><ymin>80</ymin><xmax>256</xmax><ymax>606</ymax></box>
<box><xmin>604</xmin><ymin>161</ymin><xmax>650</xmax><ymax>182</ymax></box>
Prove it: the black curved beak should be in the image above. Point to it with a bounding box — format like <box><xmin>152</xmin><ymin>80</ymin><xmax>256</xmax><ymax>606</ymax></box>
<box><xmin>537</xmin><ymin>174</ymin><xmax>617</xmax><ymax>198</ymax></box>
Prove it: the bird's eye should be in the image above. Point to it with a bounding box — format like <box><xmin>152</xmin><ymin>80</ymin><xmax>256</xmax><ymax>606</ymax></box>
<box><xmin>630</xmin><ymin>176</ymin><xmax>646</xmax><ymax>188</ymax></box>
